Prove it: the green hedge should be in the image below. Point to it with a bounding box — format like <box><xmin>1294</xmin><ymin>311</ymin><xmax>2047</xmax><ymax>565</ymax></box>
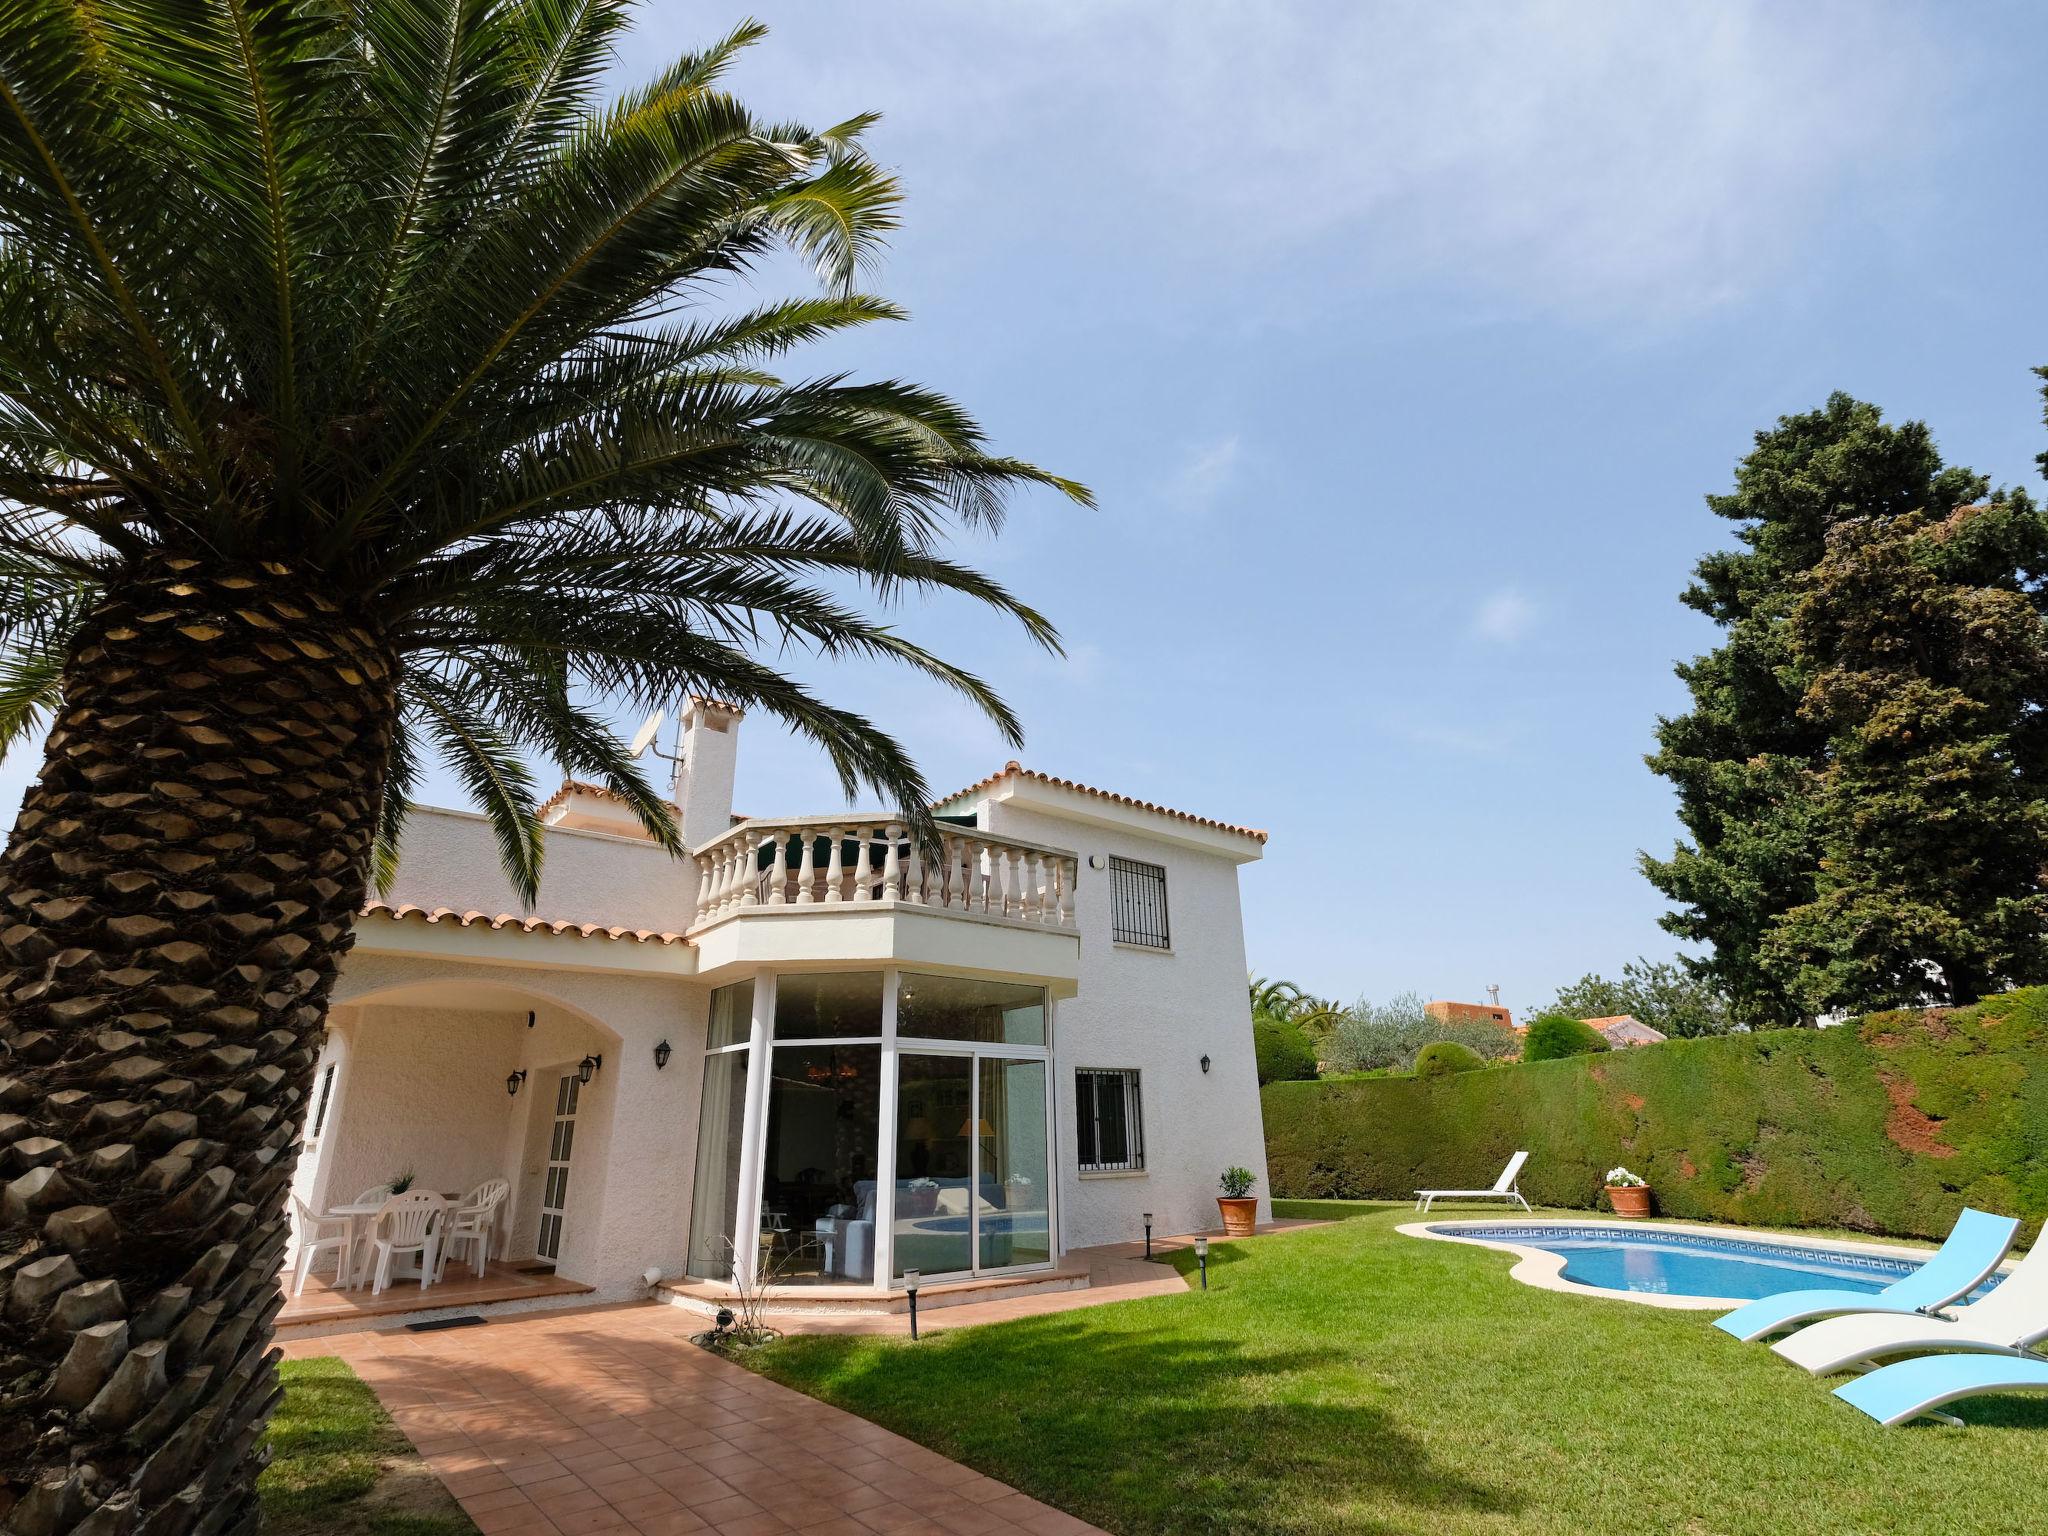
<box><xmin>1261</xmin><ymin>988</ymin><xmax>2048</xmax><ymax>1243</ymax></box>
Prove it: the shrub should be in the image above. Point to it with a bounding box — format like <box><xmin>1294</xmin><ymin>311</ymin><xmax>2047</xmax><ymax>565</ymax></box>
<box><xmin>1521</xmin><ymin>1013</ymin><xmax>1611</xmax><ymax>1061</ymax></box>
<box><xmin>1219</xmin><ymin>1166</ymin><xmax>1257</xmax><ymax>1198</ymax></box>
<box><xmin>1414</xmin><ymin>1040</ymin><xmax>1485</xmax><ymax>1077</ymax></box>
<box><xmin>1259</xmin><ymin>988</ymin><xmax>2048</xmax><ymax>1243</ymax></box>
<box><xmin>1322</xmin><ymin>991</ymin><xmax>1520</xmax><ymax>1074</ymax></box>
<box><xmin>1254</xmin><ymin>1016</ymin><xmax>1319</xmax><ymax>1085</ymax></box>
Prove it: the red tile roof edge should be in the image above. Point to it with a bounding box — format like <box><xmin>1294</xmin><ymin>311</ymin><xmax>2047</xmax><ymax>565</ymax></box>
<box><xmin>934</xmin><ymin>761</ymin><xmax>1268</xmax><ymax>843</ymax></box>
<box><xmin>360</xmin><ymin>900</ymin><xmax>690</xmax><ymax>947</ymax></box>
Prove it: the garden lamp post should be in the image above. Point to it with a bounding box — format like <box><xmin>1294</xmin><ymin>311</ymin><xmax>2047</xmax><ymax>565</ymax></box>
<box><xmin>1194</xmin><ymin>1236</ymin><xmax>1209</xmax><ymax>1291</ymax></box>
<box><xmin>1143</xmin><ymin>1211</ymin><xmax>1153</xmax><ymax>1260</ymax></box>
<box><xmin>904</xmin><ymin>1268</ymin><xmax>921</xmax><ymax>1339</ymax></box>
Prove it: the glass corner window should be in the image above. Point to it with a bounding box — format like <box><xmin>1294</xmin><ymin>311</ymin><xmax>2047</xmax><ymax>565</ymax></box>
<box><xmin>707</xmin><ymin>978</ymin><xmax>754</xmax><ymax>1048</ymax></box>
<box><xmin>773</xmin><ymin>971</ymin><xmax>885</xmax><ymax>1040</ymax></box>
<box><xmin>897</xmin><ymin>971</ymin><xmax>1046</xmax><ymax>1046</ymax></box>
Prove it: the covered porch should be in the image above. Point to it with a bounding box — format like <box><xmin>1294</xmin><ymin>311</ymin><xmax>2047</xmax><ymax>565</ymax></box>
<box><xmin>284</xmin><ymin>977</ymin><xmax>624</xmax><ymax>1321</ymax></box>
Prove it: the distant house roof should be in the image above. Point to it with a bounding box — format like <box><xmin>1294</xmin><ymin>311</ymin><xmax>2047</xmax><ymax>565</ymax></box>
<box><xmin>934</xmin><ymin>760</ymin><xmax>1268</xmax><ymax>844</ymax></box>
<box><xmin>1425</xmin><ymin>999</ymin><xmax>1515</xmax><ymax>1030</ymax></box>
<box><xmin>1584</xmin><ymin>1014</ymin><xmax>1667</xmax><ymax>1046</ymax></box>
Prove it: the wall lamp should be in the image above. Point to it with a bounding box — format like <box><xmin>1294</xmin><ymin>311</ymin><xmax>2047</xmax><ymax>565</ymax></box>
<box><xmin>1200</xmin><ymin>1054</ymin><xmax>1212</xmax><ymax>1074</ymax></box>
<box><xmin>506</xmin><ymin>1070</ymin><xmax>527</xmax><ymax>1097</ymax></box>
<box><xmin>653</xmin><ymin>1039</ymin><xmax>673</xmax><ymax>1071</ymax></box>
<box><xmin>577</xmin><ymin>1053</ymin><xmax>603</xmax><ymax>1085</ymax></box>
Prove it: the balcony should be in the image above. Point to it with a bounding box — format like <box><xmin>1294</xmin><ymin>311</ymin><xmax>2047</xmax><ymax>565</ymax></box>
<box><xmin>686</xmin><ymin>817</ymin><xmax>1082</xmax><ymax>988</ymax></box>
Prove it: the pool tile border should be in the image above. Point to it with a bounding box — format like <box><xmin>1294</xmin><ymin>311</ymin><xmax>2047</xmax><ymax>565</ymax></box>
<box><xmin>1399</xmin><ymin>1217</ymin><xmax>1977</xmax><ymax>1312</ymax></box>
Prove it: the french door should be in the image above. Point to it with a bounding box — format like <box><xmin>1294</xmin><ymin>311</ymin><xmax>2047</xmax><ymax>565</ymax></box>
<box><xmin>537</xmin><ymin>1071</ymin><xmax>579</xmax><ymax>1262</ymax></box>
<box><xmin>891</xmin><ymin>1051</ymin><xmax>1050</xmax><ymax>1280</ymax></box>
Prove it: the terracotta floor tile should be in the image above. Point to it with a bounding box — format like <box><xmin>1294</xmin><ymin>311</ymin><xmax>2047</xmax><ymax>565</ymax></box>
<box><xmin>534</xmin><ymin>1487</ymin><xmax>614</xmax><ymax>1519</ymax></box>
<box><xmin>287</xmin><ymin>1308</ymin><xmax>1110</xmax><ymax>1536</ymax></box>
<box><xmin>631</xmin><ymin>1513</ymin><xmax>712</xmax><ymax>1536</ymax></box>
<box><xmin>555</xmin><ymin>1506</ymin><xmax>638</xmax><ymax>1536</ymax></box>
<box><xmin>464</xmin><ymin>1488</ymin><xmax>540</xmax><ymax>1518</ymax></box>
<box><xmin>471</xmin><ymin>1501</ymin><xmax>557</xmax><ymax>1534</ymax></box>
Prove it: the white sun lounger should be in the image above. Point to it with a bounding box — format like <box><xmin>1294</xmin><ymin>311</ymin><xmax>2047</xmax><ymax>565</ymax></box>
<box><xmin>1772</xmin><ymin>1228</ymin><xmax>2048</xmax><ymax>1377</ymax></box>
<box><xmin>1714</xmin><ymin>1207</ymin><xmax>2018</xmax><ymax>1343</ymax></box>
<box><xmin>1415</xmin><ymin>1150</ymin><xmax>1531</xmax><ymax>1214</ymax></box>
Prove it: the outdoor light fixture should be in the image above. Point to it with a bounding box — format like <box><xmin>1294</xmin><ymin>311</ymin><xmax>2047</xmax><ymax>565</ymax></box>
<box><xmin>1200</xmin><ymin>1054</ymin><xmax>1212</xmax><ymax>1074</ymax></box>
<box><xmin>903</xmin><ymin>1268</ymin><xmax>921</xmax><ymax>1340</ymax></box>
<box><xmin>1194</xmin><ymin>1236</ymin><xmax>1209</xmax><ymax>1291</ymax></box>
<box><xmin>577</xmin><ymin>1053</ymin><xmax>603</xmax><ymax>1084</ymax></box>
<box><xmin>653</xmin><ymin>1039</ymin><xmax>672</xmax><ymax>1071</ymax></box>
<box><xmin>1143</xmin><ymin>1211</ymin><xmax>1154</xmax><ymax>1260</ymax></box>
<box><xmin>714</xmin><ymin>1306</ymin><xmax>734</xmax><ymax>1335</ymax></box>
<box><xmin>505</xmin><ymin>1070</ymin><xmax>527</xmax><ymax>1097</ymax></box>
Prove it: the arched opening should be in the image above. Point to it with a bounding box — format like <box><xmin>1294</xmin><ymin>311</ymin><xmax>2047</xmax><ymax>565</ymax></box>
<box><xmin>286</xmin><ymin>978</ymin><xmax>619</xmax><ymax>1319</ymax></box>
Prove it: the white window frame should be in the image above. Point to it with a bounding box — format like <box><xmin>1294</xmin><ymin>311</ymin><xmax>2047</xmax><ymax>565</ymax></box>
<box><xmin>1075</xmin><ymin>1067</ymin><xmax>1144</xmax><ymax>1173</ymax></box>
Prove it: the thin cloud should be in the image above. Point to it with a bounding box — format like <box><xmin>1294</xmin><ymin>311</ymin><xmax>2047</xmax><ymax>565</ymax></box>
<box><xmin>1471</xmin><ymin>589</ymin><xmax>1537</xmax><ymax>646</ymax></box>
<box><xmin>708</xmin><ymin>0</ymin><xmax>1949</xmax><ymax>329</ymax></box>
<box><xmin>1164</xmin><ymin>435</ymin><xmax>1241</xmax><ymax>513</ymax></box>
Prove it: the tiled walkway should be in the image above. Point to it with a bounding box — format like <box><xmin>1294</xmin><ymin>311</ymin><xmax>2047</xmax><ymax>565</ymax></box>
<box><xmin>283</xmin><ymin>1305</ymin><xmax>1108</xmax><ymax>1535</ymax></box>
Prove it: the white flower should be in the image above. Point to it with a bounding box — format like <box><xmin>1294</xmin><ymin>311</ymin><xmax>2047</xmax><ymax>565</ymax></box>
<box><xmin>1605</xmin><ymin>1166</ymin><xmax>1647</xmax><ymax>1187</ymax></box>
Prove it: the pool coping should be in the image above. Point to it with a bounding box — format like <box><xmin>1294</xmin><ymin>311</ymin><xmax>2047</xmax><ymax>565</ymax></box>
<box><xmin>1398</xmin><ymin>1217</ymin><xmax>1980</xmax><ymax>1311</ymax></box>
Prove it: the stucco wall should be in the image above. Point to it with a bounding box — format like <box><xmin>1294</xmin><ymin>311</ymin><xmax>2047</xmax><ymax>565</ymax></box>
<box><xmin>382</xmin><ymin>806</ymin><xmax>696</xmax><ymax>933</ymax></box>
<box><xmin>318</xmin><ymin>954</ymin><xmax>709</xmax><ymax>1301</ymax></box>
<box><xmin>977</xmin><ymin>801</ymin><xmax>1270</xmax><ymax>1248</ymax></box>
<box><xmin>315</xmin><ymin>1003</ymin><xmax>530</xmax><ymax>1207</ymax></box>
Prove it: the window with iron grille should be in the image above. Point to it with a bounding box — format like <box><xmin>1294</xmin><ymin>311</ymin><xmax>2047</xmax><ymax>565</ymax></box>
<box><xmin>1109</xmin><ymin>856</ymin><xmax>1170</xmax><ymax>948</ymax></box>
<box><xmin>1076</xmin><ymin>1068</ymin><xmax>1144</xmax><ymax>1172</ymax></box>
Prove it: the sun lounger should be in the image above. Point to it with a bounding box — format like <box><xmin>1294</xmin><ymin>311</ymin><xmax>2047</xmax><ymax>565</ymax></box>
<box><xmin>1713</xmin><ymin>1207</ymin><xmax>2018</xmax><ymax>1343</ymax></box>
<box><xmin>1833</xmin><ymin>1351</ymin><xmax>2048</xmax><ymax>1427</ymax></box>
<box><xmin>1771</xmin><ymin>1227</ymin><xmax>2048</xmax><ymax>1376</ymax></box>
<box><xmin>1415</xmin><ymin>1150</ymin><xmax>1531</xmax><ymax>1213</ymax></box>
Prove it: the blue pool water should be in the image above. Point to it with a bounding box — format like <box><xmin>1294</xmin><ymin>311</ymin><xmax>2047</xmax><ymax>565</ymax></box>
<box><xmin>916</xmin><ymin>1213</ymin><xmax>1048</xmax><ymax>1236</ymax></box>
<box><xmin>1437</xmin><ymin>1224</ymin><xmax>1985</xmax><ymax>1302</ymax></box>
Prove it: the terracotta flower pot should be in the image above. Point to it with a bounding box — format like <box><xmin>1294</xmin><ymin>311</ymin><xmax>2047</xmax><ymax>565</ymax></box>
<box><xmin>1217</xmin><ymin>1196</ymin><xmax>1258</xmax><ymax>1237</ymax></box>
<box><xmin>1606</xmin><ymin>1184</ymin><xmax>1653</xmax><ymax>1218</ymax></box>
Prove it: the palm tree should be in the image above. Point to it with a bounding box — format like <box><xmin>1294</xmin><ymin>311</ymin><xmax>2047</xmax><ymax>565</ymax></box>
<box><xmin>0</xmin><ymin>6</ymin><xmax>1084</xmax><ymax>1529</ymax></box>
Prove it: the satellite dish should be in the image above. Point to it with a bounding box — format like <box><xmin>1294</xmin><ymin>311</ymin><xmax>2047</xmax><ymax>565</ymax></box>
<box><xmin>628</xmin><ymin>709</ymin><xmax>666</xmax><ymax>759</ymax></box>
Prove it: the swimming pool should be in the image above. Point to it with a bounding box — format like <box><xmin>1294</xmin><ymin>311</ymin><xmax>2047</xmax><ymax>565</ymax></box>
<box><xmin>1425</xmin><ymin>1223</ymin><xmax>2000</xmax><ymax>1305</ymax></box>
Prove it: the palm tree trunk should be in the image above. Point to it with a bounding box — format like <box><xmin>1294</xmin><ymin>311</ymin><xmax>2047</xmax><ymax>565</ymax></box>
<box><xmin>0</xmin><ymin>558</ymin><xmax>395</xmax><ymax>1536</ymax></box>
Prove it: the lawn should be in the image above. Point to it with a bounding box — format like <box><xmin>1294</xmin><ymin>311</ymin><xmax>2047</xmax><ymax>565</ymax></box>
<box><xmin>260</xmin><ymin>1357</ymin><xmax>477</xmax><ymax>1536</ymax></box>
<box><xmin>746</xmin><ymin>1202</ymin><xmax>2048</xmax><ymax>1536</ymax></box>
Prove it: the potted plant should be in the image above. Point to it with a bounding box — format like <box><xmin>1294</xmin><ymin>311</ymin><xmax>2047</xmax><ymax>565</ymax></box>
<box><xmin>1217</xmin><ymin>1166</ymin><xmax>1259</xmax><ymax>1237</ymax></box>
<box><xmin>1604</xmin><ymin>1166</ymin><xmax>1652</xmax><ymax>1218</ymax></box>
<box><xmin>899</xmin><ymin>1177</ymin><xmax>940</xmax><ymax>1217</ymax></box>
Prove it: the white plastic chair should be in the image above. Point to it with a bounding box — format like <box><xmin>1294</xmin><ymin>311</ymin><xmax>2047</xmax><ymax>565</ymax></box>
<box><xmin>366</xmin><ymin>1190</ymin><xmax>447</xmax><ymax>1294</ymax></box>
<box><xmin>437</xmin><ymin>1178</ymin><xmax>511</xmax><ymax>1281</ymax></box>
<box><xmin>289</xmin><ymin>1194</ymin><xmax>353</xmax><ymax>1295</ymax></box>
<box><xmin>342</xmin><ymin>1185</ymin><xmax>395</xmax><ymax>1284</ymax></box>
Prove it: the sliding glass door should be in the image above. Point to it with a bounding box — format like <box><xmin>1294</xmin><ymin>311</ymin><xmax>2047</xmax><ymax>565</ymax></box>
<box><xmin>977</xmin><ymin>1057</ymin><xmax>1050</xmax><ymax>1270</ymax></box>
<box><xmin>891</xmin><ymin>1050</ymin><xmax>1050</xmax><ymax>1280</ymax></box>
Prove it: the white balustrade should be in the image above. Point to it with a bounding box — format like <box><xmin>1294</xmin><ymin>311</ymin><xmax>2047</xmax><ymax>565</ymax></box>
<box><xmin>689</xmin><ymin>817</ymin><xmax>1079</xmax><ymax>932</ymax></box>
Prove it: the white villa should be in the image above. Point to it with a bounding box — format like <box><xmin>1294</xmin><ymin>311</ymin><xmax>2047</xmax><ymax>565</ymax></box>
<box><xmin>286</xmin><ymin>698</ymin><xmax>1270</xmax><ymax>1324</ymax></box>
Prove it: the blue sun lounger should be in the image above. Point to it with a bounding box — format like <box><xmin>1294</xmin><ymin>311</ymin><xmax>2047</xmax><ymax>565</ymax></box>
<box><xmin>1713</xmin><ymin>1207</ymin><xmax>2018</xmax><ymax>1343</ymax></box>
<box><xmin>1833</xmin><ymin>1351</ymin><xmax>2048</xmax><ymax>1426</ymax></box>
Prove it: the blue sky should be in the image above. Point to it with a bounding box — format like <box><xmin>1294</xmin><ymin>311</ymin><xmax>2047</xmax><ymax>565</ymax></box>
<box><xmin>8</xmin><ymin>1</ymin><xmax>2047</xmax><ymax>1016</ymax></box>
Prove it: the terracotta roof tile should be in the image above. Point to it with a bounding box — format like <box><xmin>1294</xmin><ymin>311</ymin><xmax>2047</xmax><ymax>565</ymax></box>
<box><xmin>534</xmin><ymin>778</ymin><xmax>631</xmax><ymax>820</ymax></box>
<box><xmin>935</xmin><ymin>760</ymin><xmax>1268</xmax><ymax>843</ymax></box>
<box><xmin>360</xmin><ymin>900</ymin><xmax>690</xmax><ymax>946</ymax></box>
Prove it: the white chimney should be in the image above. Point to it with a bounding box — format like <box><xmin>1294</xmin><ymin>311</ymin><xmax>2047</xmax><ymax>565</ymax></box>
<box><xmin>674</xmin><ymin>696</ymin><xmax>743</xmax><ymax>850</ymax></box>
